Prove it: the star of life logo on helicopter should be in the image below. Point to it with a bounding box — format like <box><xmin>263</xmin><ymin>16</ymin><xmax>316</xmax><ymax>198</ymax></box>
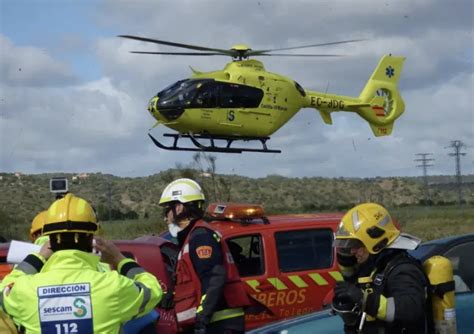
<box><xmin>385</xmin><ymin>66</ymin><xmax>395</xmax><ymax>78</ymax></box>
<box><xmin>38</xmin><ymin>283</ymin><xmax>93</xmax><ymax>333</ymax></box>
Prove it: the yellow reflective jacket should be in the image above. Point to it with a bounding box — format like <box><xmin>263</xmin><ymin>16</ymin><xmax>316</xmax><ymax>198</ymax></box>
<box><xmin>33</xmin><ymin>236</ymin><xmax>49</xmax><ymax>246</ymax></box>
<box><xmin>0</xmin><ymin>250</ymin><xmax>162</xmax><ymax>334</ymax></box>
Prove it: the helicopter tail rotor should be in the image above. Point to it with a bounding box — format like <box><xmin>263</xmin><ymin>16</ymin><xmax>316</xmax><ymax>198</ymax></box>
<box><xmin>303</xmin><ymin>55</ymin><xmax>405</xmax><ymax>137</ymax></box>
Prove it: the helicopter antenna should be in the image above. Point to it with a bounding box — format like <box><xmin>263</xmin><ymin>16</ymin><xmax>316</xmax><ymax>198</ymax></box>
<box><xmin>324</xmin><ymin>81</ymin><xmax>330</xmax><ymax>97</ymax></box>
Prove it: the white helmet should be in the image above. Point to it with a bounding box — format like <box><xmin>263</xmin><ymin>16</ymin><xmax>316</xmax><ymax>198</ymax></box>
<box><xmin>159</xmin><ymin>178</ymin><xmax>205</xmax><ymax>206</ymax></box>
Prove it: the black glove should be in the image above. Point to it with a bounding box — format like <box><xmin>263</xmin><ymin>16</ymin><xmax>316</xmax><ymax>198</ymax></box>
<box><xmin>334</xmin><ymin>281</ymin><xmax>363</xmax><ymax>305</ymax></box>
<box><xmin>194</xmin><ymin>314</ymin><xmax>207</xmax><ymax>334</ymax></box>
<box><xmin>333</xmin><ymin>282</ymin><xmax>363</xmax><ymax>328</ymax></box>
<box><xmin>159</xmin><ymin>290</ymin><xmax>175</xmax><ymax>309</ymax></box>
<box><xmin>194</xmin><ymin>326</ymin><xmax>206</xmax><ymax>334</ymax></box>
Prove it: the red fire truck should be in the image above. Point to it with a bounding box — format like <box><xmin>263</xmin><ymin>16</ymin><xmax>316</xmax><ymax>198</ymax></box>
<box><xmin>1</xmin><ymin>203</ymin><xmax>344</xmax><ymax>332</ymax></box>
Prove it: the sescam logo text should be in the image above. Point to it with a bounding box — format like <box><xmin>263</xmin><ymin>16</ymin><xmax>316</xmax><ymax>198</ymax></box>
<box><xmin>44</xmin><ymin>306</ymin><xmax>73</xmax><ymax>314</ymax></box>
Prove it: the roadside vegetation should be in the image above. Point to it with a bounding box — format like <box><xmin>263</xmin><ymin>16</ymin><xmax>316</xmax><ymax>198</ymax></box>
<box><xmin>1</xmin><ymin>154</ymin><xmax>473</xmax><ymax>242</ymax></box>
<box><xmin>93</xmin><ymin>205</ymin><xmax>474</xmax><ymax>242</ymax></box>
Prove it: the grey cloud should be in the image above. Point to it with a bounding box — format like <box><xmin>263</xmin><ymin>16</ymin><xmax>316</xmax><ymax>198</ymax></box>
<box><xmin>1</xmin><ymin>0</ymin><xmax>472</xmax><ymax>179</ymax></box>
<box><xmin>0</xmin><ymin>35</ymin><xmax>78</xmax><ymax>87</ymax></box>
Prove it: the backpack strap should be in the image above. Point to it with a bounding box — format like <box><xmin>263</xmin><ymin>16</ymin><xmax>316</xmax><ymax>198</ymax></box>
<box><xmin>373</xmin><ymin>252</ymin><xmax>427</xmax><ymax>288</ymax></box>
<box><xmin>431</xmin><ymin>280</ymin><xmax>456</xmax><ymax>299</ymax></box>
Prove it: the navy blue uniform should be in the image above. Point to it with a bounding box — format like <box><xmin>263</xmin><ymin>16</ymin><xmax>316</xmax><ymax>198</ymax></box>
<box><xmin>178</xmin><ymin>221</ymin><xmax>244</xmax><ymax>334</ymax></box>
<box><xmin>336</xmin><ymin>250</ymin><xmax>429</xmax><ymax>334</ymax></box>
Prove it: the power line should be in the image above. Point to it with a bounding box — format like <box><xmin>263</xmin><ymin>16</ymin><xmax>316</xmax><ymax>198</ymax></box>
<box><xmin>446</xmin><ymin>140</ymin><xmax>467</xmax><ymax>206</ymax></box>
<box><xmin>414</xmin><ymin>153</ymin><xmax>434</xmax><ymax>204</ymax></box>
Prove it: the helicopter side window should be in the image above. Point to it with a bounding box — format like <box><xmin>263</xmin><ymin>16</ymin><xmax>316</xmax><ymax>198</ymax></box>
<box><xmin>218</xmin><ymin>83</ymin><xmax>263</xmax><ymax>108</ymax></box>
<box><xmin>294</xmin><ymin>81</ymin><xmax>306</xmax><ymax>97</ymax></box>
<box><xmin>192</xmin><ymin>82</ymin><xmax>219</xmax><ymax>108</ymax></box>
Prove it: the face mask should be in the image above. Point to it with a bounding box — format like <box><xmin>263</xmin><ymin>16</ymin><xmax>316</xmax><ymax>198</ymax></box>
<box><xmin>168</xmin><ymin>223</ymin><xmax>182</xmax><ymax>238</ymax></box>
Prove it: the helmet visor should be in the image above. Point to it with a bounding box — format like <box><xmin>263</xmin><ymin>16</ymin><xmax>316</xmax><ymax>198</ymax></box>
<box><xmin>334</xmin><ymin>238</ymin><xmax>364</xmax><ymax>249</ymax></box>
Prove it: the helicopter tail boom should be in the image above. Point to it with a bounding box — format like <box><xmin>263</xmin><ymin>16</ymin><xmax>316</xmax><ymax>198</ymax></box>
<box><xmin>304</xmin><ymin>55</ymin><xmax>405</xmax><ymax>137</ymax></box>
<box><xmin>354</xmin><ymin>55</ymin><xmax>406</xmax><ymax>136</ymax></box>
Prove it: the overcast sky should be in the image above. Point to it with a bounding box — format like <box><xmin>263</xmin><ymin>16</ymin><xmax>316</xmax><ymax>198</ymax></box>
<box><xmin>1</xmin><ymin>0</ymin><xmax>472</xmax><ymax>178</ymax></box>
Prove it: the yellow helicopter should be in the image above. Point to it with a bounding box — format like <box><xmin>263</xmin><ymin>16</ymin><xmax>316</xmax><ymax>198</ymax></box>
<box><xmin>120</xmin><ymin>35</ymin><xmax>405</xmax><ymax>153</ymax></box>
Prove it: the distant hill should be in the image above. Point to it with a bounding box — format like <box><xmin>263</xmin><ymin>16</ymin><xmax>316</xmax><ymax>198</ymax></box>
<box><xmin>1</xmin><ymin>171</ymin><xmax>473</xmax><ymax>228</ymax></box>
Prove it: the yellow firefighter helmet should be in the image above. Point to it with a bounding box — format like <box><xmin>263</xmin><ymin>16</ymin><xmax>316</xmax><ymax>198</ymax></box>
<box><xmin>29</xmin><ymin>210</ymin><xmax>48</xmax><ymax>240</ymax></box>
<box><xmin>335</xmin><ymin>203</ymin><xmax>400</xmax><ymax>254</ymax></box>
<box><xmin>43</xmin><ymin>193</ymin><xmax>99</xmax><ymax>236</ymax></box>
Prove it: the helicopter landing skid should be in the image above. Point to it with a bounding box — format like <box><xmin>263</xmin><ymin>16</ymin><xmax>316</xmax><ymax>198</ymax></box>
<box><xmin>148</xmin><ymin>133</ymin><xmax>281</xmax><ymax>154</ymax></box>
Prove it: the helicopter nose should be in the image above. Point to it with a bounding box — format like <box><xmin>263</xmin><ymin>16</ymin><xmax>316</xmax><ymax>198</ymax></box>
<box><xmin>148</xmin><ymin>95</ymin><xmax>185</xmax><ymax>121</ymax></box>
<box><xmin>148</xmin><ymin>96</ymin><xmax>166</xmax><ymax>121</ymax></box>
<box><xmin>148</xmin><ymin>96</ymin><xmax>159</xmax><ymax>114</ymax></box>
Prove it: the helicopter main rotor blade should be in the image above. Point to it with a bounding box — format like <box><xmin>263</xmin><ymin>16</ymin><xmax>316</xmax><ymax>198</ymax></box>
<box><xmin>119</xmin><ymin>35</ymin><xmax>235</xmax><ymax>56</ymax></box>
<box><xmin>130</xmin><ymin>51</ymin><xmax>229</xmax><ymax>56</ymax></box>
<box><xmin>256</xmin><ymin>53</ymin><xmax>344</xmax><ymax>57</ymax></box>
<box><xmin>248</xmin><ymin>39</ymin><xmax>366</xmax><ymax>55</ymax></box>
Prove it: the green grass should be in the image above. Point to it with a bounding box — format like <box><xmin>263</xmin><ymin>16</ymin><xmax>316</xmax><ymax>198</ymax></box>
<box><xmin>3</xmin><ymin>205</ymin><xmax>472</xmax><ymax>242</ymax></box>
<box><xmin>98</xmin><ymin>205</ymin><xmax>473</xmax><ymax>241</ymax></box>
<box><xmin>392</xmin><ymin>205</ymin><xmax>474</xmax><ymax>241</ymax></box>
<box><xmin>99</xmin><ymin>218</ymin><xmax>166</xmax><ymax>239</ymax></box>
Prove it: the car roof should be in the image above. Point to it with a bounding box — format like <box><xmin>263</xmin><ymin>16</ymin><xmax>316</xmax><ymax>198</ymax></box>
<box><xmin>420</xmin><ymin>233</ymin><xmax>474</xmax><ymax>246</ymax></box>
<box><xmin>410</xmin><ymin>233</ymin><xmax>474</xmax><ymax>261</ymax></box>
<box><xmin>206</xmin><ymin>212</ymin><xmax>343</xmax><ymax>235</ymax></box>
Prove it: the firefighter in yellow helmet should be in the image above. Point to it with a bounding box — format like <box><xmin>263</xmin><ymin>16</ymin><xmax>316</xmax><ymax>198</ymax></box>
<box><xmin>332</xmin><ymin>203</ymin><xmax>430</xmax><ymax>334</ymax></box>
<box><xmin>0</xmin><ymin>211</ymin><xmax>52</xmax><ymax>333</ymax></box>
<box><xmin>0</xmin><ymin>193</ymin><xmax>162</xmax><ymax>333</ymax></box>
<box><xmin>29</xmin><ymin>210</ymin><xmax>50</xmax><ymax>246</ymax></box>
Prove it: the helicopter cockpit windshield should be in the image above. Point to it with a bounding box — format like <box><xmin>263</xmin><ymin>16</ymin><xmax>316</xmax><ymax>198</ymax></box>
<box><xmin>154</xmin><ymin>79</ymin><xmax>208</xmax><ymax>120</ymax></box>
<box><xmin>157</xmin><ymin>79</ymin><xmax>207</xmax><ymax>108</ymax></box>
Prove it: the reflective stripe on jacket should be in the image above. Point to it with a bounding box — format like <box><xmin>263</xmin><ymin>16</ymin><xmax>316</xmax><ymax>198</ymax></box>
<box><xmin>0</xmin><ymin>250</ymin><xmax>162</xmax><ymax>334</ymax></box>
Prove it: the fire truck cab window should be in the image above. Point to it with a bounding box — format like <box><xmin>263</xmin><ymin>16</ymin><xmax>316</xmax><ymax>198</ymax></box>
<box><xmin>275</xmin><ymin>229</ymin><xmax>333</xmax><ymax>272</ymax></box>
<box><xmin>227</xmin><ymin>235</ymin><xmax>264</xmax><ymax>277</ymax></box>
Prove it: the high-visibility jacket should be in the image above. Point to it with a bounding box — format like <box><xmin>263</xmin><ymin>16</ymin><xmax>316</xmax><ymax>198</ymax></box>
<box><xmin>174</xmin><ymin>220</ymin><xmax>250</xmax><ymax>330</ymax></box>
<box><xmin>0</xmin><ymin>249</ymin><xmax>162</xmax><ymax>334</ymax></box>
<box><xmin>34</xmin><ymin>236</ymin><xmax>49</xmax><ymax>246</ymax></box>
